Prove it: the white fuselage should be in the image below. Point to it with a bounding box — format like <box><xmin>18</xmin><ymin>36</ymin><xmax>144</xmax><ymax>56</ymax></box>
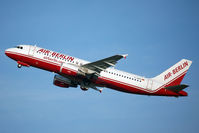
<box><xmin>5</xmin><ymin>45</ymin><xmax>190</xmax><ymax>96</ymax></box>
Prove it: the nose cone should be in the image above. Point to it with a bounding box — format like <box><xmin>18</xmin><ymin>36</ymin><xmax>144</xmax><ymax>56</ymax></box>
<box><xmin>5</xmin><ymin>48</ymin><xmax>15</xmax><ymax>59</ymax></box>
<box><xmin>5</xmin><ymin>48</ymin><xmax>11</xmax><ymax>56</ymax></box>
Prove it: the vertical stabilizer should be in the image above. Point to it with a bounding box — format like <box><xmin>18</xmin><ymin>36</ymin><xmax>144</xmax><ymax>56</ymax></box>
<box><xmin>152</xmin><ymin>59</ymin><xmax>192</xmax><ymax>87</ymax></box>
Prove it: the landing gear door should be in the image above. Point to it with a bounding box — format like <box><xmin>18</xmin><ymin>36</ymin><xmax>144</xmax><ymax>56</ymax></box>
<box><xmin>28</xmin><ymin>45</ymin><xmax>36</xmax><ymax>56</ymax></box>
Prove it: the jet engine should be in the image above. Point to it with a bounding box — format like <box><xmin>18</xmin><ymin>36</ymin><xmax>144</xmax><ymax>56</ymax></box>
<box><xmin>53</xmin><ymin>74</ymin><xmax>77</xmax><ymax>88</ymax></box>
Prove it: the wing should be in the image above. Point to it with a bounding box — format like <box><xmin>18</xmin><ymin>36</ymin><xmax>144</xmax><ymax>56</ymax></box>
<box><xmin>79</xmin><ymin>54</ymin><xmax>128</xmax><ymax>77</ymax></box>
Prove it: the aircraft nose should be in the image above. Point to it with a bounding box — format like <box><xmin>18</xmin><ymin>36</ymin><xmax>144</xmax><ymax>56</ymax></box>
<box><xmin>5</xmin><ymin>48</ymin><xmax>13</xmax><ymax>57</ymax></box>
<box><xmin>5</xmin><ymin>48</ymin><xmax>9</xmax><ymax>55</ymax></box>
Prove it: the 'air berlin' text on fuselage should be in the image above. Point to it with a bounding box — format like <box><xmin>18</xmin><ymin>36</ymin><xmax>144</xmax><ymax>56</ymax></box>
<box><xmin>37</xmin><ymin>49</ymin><xmax>74</xmax><ymax>62</ymax></box>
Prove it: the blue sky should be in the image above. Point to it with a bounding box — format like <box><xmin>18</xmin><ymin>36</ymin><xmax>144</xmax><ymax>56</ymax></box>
<box><xmin>0</xmin><ymin>0</ymin><xmax>199</xmax><ymax>133</ymax></box>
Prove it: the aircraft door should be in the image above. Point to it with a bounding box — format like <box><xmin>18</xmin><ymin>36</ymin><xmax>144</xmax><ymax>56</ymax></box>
<box><xmin>146</xmin><ymin>79</ymin><xmax>153</xmax><ymax>90</ymax></box>
<box><xmin>28</xmin><ymin>45</ymin><xmax>36</xmax><ymax>56</ymax></box>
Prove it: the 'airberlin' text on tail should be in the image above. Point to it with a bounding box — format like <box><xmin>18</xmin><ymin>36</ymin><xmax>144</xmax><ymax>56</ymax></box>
<box><xmin>164</xmin><ymin>61</ymin><xmax>189</xmax><ymax>81</ymax></box>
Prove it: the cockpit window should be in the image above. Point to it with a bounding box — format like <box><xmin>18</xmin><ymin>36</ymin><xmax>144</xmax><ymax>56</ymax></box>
<box><xmin>15</xmin><ymin>46</ymin><xmax>23</xmax><ymax>49</ymax></box>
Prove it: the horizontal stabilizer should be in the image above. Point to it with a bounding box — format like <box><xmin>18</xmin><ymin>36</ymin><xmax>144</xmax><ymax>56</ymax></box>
<box><xmin>165</xmin><ymin>84</ymin><xmax>189</xmax><ymax>93</ymax></box>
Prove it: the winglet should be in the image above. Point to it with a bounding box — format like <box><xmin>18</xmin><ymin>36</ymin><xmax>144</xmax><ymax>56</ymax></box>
<box><xmin>122</xmin><ymin>54</ymin><xmax>128</xmax><ymax>59</ymax></box>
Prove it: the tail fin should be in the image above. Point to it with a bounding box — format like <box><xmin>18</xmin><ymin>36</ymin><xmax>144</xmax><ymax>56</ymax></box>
<box><xmin>152</xmin><ymin>59</ymin><xmax>192</xmax><ymax>87</ymax></box>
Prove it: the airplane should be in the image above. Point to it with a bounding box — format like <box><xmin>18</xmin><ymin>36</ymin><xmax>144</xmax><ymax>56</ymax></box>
<box><xmin>5</xmin><ymin>45</ymin><xmax>192</xmax><ymax>97</ymax></box>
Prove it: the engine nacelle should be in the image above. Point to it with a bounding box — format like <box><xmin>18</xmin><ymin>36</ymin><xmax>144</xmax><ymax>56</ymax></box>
<box><xmin>53</xmin><ymin>74</ymin><xmax>77</xmax><ymax>88</ymax></box>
